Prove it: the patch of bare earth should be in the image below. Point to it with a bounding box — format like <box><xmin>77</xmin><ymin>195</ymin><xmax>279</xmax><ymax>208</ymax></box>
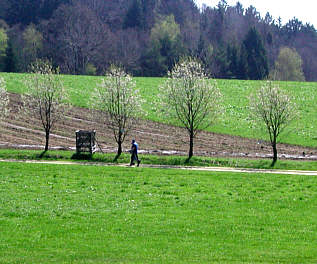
<box><xmin>1</xmin><ymin>93</ymin><xmax>316</xmax><ymax>160</ymax></box>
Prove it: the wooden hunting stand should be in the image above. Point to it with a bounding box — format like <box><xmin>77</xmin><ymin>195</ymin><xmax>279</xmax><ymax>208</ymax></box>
<box><xmin>75</xmin><ymin>130</ymin><xmax>96</xmax><ymax>154</ymax></box>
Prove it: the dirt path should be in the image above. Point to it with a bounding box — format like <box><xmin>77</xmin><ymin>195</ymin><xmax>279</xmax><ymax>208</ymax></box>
<box><xmin>1</xmin><ymin>159</ymin><xmax>317</xmax><ymax>176</ymax></box>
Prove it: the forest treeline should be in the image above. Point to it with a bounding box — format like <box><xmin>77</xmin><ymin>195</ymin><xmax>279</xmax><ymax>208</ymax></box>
<box><xmin>0</xmin><ymin>0</ymin><xmax>316</xmax><ymax>81</ymax></box>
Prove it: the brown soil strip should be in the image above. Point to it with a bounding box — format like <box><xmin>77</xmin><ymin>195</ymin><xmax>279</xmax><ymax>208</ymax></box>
<box><xmin>1</xmin><ymin>92</ymin><xmax>316</xmax><ymax>160</ymax></box>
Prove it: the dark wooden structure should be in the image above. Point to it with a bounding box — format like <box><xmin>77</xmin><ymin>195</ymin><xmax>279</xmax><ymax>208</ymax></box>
<box><xmin>75</xmin><ymin>130</ymin><xmax>96</xmax><ymax>154</ymax></box>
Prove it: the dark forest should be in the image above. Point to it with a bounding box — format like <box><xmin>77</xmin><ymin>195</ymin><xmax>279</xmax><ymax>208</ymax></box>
<box><xmin>0</xmin><ymin>0</ymin><xmax>316</xmax><ymax>81</ymax></box>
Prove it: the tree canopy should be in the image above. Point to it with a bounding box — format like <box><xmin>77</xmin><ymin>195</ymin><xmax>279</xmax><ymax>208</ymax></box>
<box><xmin>242</xmin><ymin>27</ymin><xmax>269</xmax><ymax>80</ymax></box>
<box><xmin>249</xmin><ymin>82</ymin><xmax>298</xmax><ymax>166</ymax></box>
<box><xmin>270</xmin><ymin>47</ymin><xmax>305</xmax><ymax>81</ymax></box>
<box><xmin>159</xmin><ymin>57</ymin><xmax>222</xmax><ymax>162</ymax></box>
<box><xmin>91</xmin><ymin>65</ymin><xmax>144</xmax><ymax>161</ymax></box>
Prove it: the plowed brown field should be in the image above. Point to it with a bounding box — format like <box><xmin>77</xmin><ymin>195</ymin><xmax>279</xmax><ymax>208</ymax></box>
<box><xmin>1</xmin><ymin>93</ymin><xmax>316</xmax><ymax>160</ymax></box>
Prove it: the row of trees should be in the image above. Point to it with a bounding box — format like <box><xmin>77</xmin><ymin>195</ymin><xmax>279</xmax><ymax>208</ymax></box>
<box><xmin>0</xmin><ymin>0</ymin><xmax>315</xmax><ymax>80</ymax></box>
<box><xmin>0</xmin><ymin>58</ymin><xmax>298</xmax><ymax>166</ymax></box>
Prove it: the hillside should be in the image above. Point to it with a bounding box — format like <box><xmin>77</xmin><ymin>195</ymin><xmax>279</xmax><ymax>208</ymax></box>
<box><xmin>1</xmin><ymin>73</ymin><xmax>317</xmax><ymax>147</ymax></box>
<box><xmin>1</xmin><ymin>73</ymin><xmax>317</xmax><ymax>159</ymax></box>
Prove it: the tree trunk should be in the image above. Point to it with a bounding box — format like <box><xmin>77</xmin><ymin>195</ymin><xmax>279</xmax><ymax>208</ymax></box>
<box><xmin>271</xmin><ymin>141</ymin><xmax>278</xmax><ymax>167</ymax></box>
<box><xmin>186</xmin><ymin>131</ymin><xmax>194</xmax><ymax>163</ymax></box>
<box><xmin>45</xmin><ymin>130</ymin><xmax>50</xmax><ymax>152</ymax></box>
<box><xmin>114</xmin><ymin>140</ymin><xmax>122</xmax><ymax>162</ymax></box>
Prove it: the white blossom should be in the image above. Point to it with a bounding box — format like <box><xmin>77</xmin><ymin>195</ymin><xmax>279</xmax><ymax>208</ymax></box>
<box><xmin>159</xmin><ymin>57</ymin><xmax>222</xmax><ymax>161</ymax></box>
<box><xmin>91</xmin><ymin>66</ymin><xmax>144</xmax><ymax>160</ymax></box>
<box><xmin>23</xmin><ymin>60</ymin><xmax>68</xmax><ymax>151</ymax></box>
<box><xmin>249</xmin><ymin>81</ymin><xmax>298</xmax><ymax>165</ymax></box>
<box><xmin>0</xmin><ymin>77</ymin><xmax>9</xmax><ymax>120</ymax></box>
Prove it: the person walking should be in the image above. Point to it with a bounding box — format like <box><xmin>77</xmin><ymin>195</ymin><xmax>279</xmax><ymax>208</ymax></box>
<box><xmin>130</xmin><ymin>139</ymin><xmax>141</xmax><ymax>167</ymax></box>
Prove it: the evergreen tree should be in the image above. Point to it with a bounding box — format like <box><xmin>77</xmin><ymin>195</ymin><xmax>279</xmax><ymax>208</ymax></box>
<box><xmin>4</xmin><ymin>39</ymin><xmax>15</xmax><ymax>72</ymax></box>
<box><xmin>197</xmin><ymin>35</ymin><xmax>213</xmax><ymax>72</ymax></box>
<box><xmin>214</xmin><ymin>45</ymin><xmax>230</xmax><ymax>78</ymax></box>
<box><xmin>40</xmin><ymin>0</ymin><xmax>67</xmax><ymax>21</ymax></box>
<box><xmin>0</xmin><ymin>28</ymin><xmax>8</xmax><ymax>71</ymax></box>
<box><xmin>141</xmin><ymin>43</ymin><xmax>166</xmax><ymax>76</ymax></box>
<box><xmin>142</xmin><ymin>15</ymin><xmax>183</xmax><ymax>76</ymax></box>
<box><xmin>242</xmin><ymin>27</ymin><xmax>269</xmax><ymax>80</ymax></box>
<box><xmin>1</xmin><ymin>0</ymin><xmax>317</xmax><ymax>80</ymax></box>
<box><xmin>123</xmin><ymin>0</ymin><xmax>144</xmax><ymax>29</ymax></box>
<box><xmin>237</xmin><ymin>45</ymin><xmax>248</xmax><ymax>80</ymax></box>
<box><xmin>227</xmin><ymin>44</ymin><xmax>239</xmax><ymax>78</ymax></box>
<box><xmin>5</xmin><ymin>0</ymin><xmax>67</xmax><ymax>26</ymax></box>
<box><xmin>6</xmin><ymin>0</ymin><xmax>39</xmax><ymax>25</ymax></box>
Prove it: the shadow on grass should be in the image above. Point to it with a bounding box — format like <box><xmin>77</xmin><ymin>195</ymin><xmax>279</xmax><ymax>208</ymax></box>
<box><xmin>38</xmin><ymin>150</ymin><xmax>47</xmax><ymax>158</ymax></box>
<box><xmin>71</xmin><ymin>152</ymin><xmax>94</xmax><ymax>160</ymax></box>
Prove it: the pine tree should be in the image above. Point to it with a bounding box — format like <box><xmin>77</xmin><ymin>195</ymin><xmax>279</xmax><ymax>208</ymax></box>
<box><xmin>237</xmin><ymin>45</ymin><xmax>248</xmax><ymax>80</ymax></box>
<box><xmin>5</xmin><ymin>0</ymin><xmax>66</xmax><ymax>26</ymax></box>
<box><xmin>227</xmin><ymin>44</ymin><xmax>239</xmax><ymax>78</ymax></box>
<box><xmin>214</xmin><ymin>45</ymin><xmax>230</xmax><ymax>78</ymax></box>
<box><xmin>0</xmin><ymin>28</ymin><xmax>8</xmax><ymax>71</ymax></box>
<box><xmin>141</xmin><ymin>44</ymin><xmax>167</xmax><ymax>76</ymax></box>
<box><xmin>123</xmin><ymin>0</ymin><xmax>144</xmax><ymax>29</ymax></box>
<box><xmin>6</xmin><ymin>0</ymin><xmax>38</xmax><ymax>25</ymax></box>
<box><xmin>242</xmin><ymin>27</ymin><xmax>269</xmax><ymax>80</ymax></box>
<box><xmin>4</xmin><ymin>40</ymin><xmax>15</xmax><ymax>72</ymax></box>
<box><xmin>142</xmin><ymin>15</ymin><xmax>183</xmax><ymax>76</ymax></box>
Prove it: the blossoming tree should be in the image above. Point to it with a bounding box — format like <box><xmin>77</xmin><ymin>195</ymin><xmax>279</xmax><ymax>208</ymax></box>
<box><xmin>249</xmin><ymin>82</ymin><xmax>298</xmax><ymax>166</ymax></box>
<box><xmin>159</xmin><ymin>57</ymin><xmax>222</xmax><ymax>162</ymax></box>
<box><xmin>23</xmin><ymin>60</ymin><xmax>68</xmax><ymax>152</ymax></box>
<box><xmin>91</xmin><ymin>65</ymin><xmax>144</xmax><ymax>161</ymax></box>
<box><xmin>0</xmin><ymin>77</ymin><xmax>9</xmax><ymax>120</ymax></box>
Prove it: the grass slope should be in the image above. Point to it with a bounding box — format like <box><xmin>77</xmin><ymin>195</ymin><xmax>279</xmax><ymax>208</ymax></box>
<box><xmin>1</xmin><ymin>72</ymin><xmax>317</xmax><ymax>147</ymax></box>
<box><xmin>0</xmin><ymin>161</ymin><xmax>317</xmax><ymax>263</ymax></box>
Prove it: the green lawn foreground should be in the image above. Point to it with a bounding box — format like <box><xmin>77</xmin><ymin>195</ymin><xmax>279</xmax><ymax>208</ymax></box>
<box><xmin>0</xmin><ymin>162</ymin><xmax>316</xmax><ymax>263</ymax></box>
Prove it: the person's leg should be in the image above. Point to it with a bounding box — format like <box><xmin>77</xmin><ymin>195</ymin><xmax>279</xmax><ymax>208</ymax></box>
<box><xmin>136</xmin><ymin>153</ymin><xmax>141</xmax><ymax>167</ymax></box>
<box><xmin>130</xmin><ymin>153</ymin><xmax>135</xmax><ymax>166</ymax></box>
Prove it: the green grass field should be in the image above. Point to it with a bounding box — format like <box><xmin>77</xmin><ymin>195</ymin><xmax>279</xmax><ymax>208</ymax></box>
<box><xmin>0</xmin><ymin>161</ymin><xmax>316</xmax><ymax>263</ymax></box>
<box><xmin>1</xmin><ymin>72</ymin><xmax>317</xmax><ymax>147</ymax></box>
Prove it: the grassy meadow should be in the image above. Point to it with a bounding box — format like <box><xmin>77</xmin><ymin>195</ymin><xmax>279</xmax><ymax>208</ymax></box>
<box><xmin>1</xmin><ymin>72</ymin><xmax>317</xmax><ymax>147</ymax></box>
<box><xmin>1</xmin><ymin>72</ymin><xmax>316</xmax><ymax>264</ymax></box>
<box><xmin>0</xmin><ymin>161</ymin><xmax>317</xmax><ymax>263</ymax></box>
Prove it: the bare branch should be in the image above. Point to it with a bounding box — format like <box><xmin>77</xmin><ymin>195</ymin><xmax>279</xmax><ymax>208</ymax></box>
<box><xmin>159</xmin><ymin>57</ymin><xmax>222</xmax><ymax>161</ymax></box>
<box><xmin>90</xmin><ymin>65</ymin><xmax>144</xmax><ymax>160</ymax></box>
<box><xmin>23</xmin><ymin>60</ymin><xmax>68</xmax><ymax>151</ymax></box>
<box><xmin>249</xmin><ymin>81</ymin><xmax>298</xmax><ymax>165</ymax></box>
